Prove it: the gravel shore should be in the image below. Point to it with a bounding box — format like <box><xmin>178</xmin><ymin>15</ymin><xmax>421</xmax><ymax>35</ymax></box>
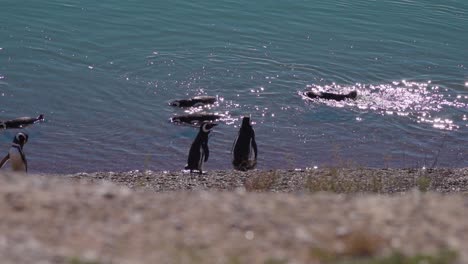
<box><xmin>1</xmin><ymin>168</ymin><xmax>467</xmax><ymax>264</ymax></box>
<box><xmin>68</xmin><ymin>168</ymin><xmax>468</xmax><ymax>193</ymax></box>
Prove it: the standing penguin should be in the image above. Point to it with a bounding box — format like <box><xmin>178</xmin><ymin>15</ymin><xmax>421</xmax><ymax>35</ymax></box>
<box><xmin>185</xmin><ymin>122</ymin><xmax>217</xmax><ymax>174</ymax></box>
<box><xmin>0</xmin><ymin>132</ymin><xmax>29</xmax><ymax>173</ymax></box>
<box><xmin>232</xmin><ymin>116</ymin><xmax>258</xmax><ymax>171</ymax></box>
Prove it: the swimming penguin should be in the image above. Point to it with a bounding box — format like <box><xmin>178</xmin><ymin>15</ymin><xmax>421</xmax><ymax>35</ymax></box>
<box><xmin>304</xmin><ymin>91</ymin><xmax>357</xmax><ymax>101</ymax></box>
<box><xmin>170</xmin><ymin>96</ymin><xmax>217</xmax><ymax>107</ymax></box>
<box><xmin>0</xmin><ymin>132</ymin><xmax>29</xmax><ymax>173</ymax></box>
<box><xmin>185</xmin><ymin>122</ymin><xmax>218</xmax><ymax>174</ymax></box>
<box><xmin>0</xmin><ymin>114</ymin><xmax>45</xmax><ymax>130</ymax></box>
<box><xmin>171</xmin><ymin>112</ymin><xmax>223</xmax><ymax>125</ymax></box>
<box><xmin>232</xmin><ymin>116</ymin><xmax>258</xmax><ymax>171</ymax></box>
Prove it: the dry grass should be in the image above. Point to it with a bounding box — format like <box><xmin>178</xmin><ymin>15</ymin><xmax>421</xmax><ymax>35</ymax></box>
<box><xmin>305</xmin><ymin>172</ymin><xmax>355</xmax><ymax>193</ymax></box>
<box><xmin>305</xmin><ymin>168</ymin><xmax>387</xmax><ymax>194</ymax></box>
<box><xmin>69</xmin><ymin>258</ymin><xmax>101</xmax><ymax>264</ymax></box>
<box><xmin>417</xmin><ymin>175</ymin><xmax>432</xmax><ymax>192</ymax></box>
<box><xmin>310</xmin><ymin>231</ymin><xmax>457</xmax><ymax>264</ymax></box>
<box><xmin>339</xmin><ymin>231</ymin><xmax>386</xmax><ymax>257</ymax></box>
<box><xmin>244</xmin><ymin>170</ymin><xmax>279</xmax><ymax>191</ymax></box>
<box><xmin>310</xmin><ymin>229</ymin><xmax>386</xmax><ymax>262</ymax></box>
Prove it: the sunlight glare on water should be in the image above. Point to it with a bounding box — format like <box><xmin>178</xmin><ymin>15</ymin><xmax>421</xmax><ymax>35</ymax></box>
<box><xmin>302</xmin><ymin>80</ymin><xmax>466</xmax><ymax>131</ymax></box>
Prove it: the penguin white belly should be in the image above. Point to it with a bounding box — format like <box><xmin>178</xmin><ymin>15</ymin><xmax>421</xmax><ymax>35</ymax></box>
<box><xmin>9</xmin><ymin>148</ymin><xmax>26</xmax><ymax>172</ymax></box>
<box><xmin>199</xmin><ymin>152</ymin><xmax>205</xmax><ymax>171</ymax></box>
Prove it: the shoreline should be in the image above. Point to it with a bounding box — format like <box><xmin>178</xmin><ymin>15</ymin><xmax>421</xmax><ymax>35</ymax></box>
<box><xmin>1</xmin><ymin>168</ymin><xmax>468</xmax><ymax>264</ymax></box>
<box><xmin>66</xmin><ymin>167</ymin><xmax>468</xmax><ymax>193</ymax></box>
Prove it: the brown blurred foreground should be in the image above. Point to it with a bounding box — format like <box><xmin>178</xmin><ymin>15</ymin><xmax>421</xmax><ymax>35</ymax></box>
<box><xmin>0</xmin><ymin>168</ymin><xmax>467</xmax><ymax>264</ymax></box>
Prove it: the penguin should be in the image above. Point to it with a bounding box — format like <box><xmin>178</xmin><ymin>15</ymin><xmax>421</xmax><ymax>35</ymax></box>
<box><xmin>185</xmin><ymin>122</ymin><xmax>218</xmax><ymax>174</ymax></box>
<box><xmin>0</xmin><ymin>132</ymin><xmax>29</xmax><ymax>173</ymax></box>
<box><xmin>170</xmin><ymin>96</ymin><xmax>217</xmax><ymax>107</ymax></box>
<box><xmin>304</xmin><ymin>91</ymin><xmax>357</xmax><ymax>101</ymax></box>
<box><xmin>232</xmin><ymin>116</ymin><xmax>258</xmax><ymax>171</ymax></box>
<box><xmin>171</xmin><ymin>112</ymin><xmax>223</xmax><ymax>125</ymax></box>
<box><xmin>0</xmin><ymin>114</ymin><xmax>45</xmax><ymax>130</ymax></box>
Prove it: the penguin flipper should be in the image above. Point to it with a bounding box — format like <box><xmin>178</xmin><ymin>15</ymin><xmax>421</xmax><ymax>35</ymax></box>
<box><xmin>251</xmin><ymin>131</ymin><xmax>258</xmax><ymax>160</ymax></box>
<box><xmin>0</xmin><ymin>154</ymin><xmax>10</xmax><ymax>169</ymax></box>
<box><xmin>202</xmin><ymin>142</ymin><xmax>209</xmax><ymax>162</ymax></box>
<box><xmin>22</xmin><ymin>156</ymin><xmax>28</xmax><ymax>173</ymax></box>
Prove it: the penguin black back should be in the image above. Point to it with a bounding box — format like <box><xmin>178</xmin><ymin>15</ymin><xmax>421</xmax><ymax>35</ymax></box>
<box><xmin>1</xmin><ymin>114</ymin><xmax>45</xmax><ymax>129</ymax></box>
<box><xmin>185</xmin><ymin>122</ymin><xmax>217</xmax><ymax>174</ymax></box>
<box><xmin>232</xmin><ymin>117</ymin><xmax>258</xmax><ymax>171</ymax></box>
<box><xmin>304</xmin><ymin>91</ymin><xmax>357</xmax><ymax>101</ymax></box>
<box><xmin>171</xmin><ymin>113</ymin><xmax>222</xmax><ymax>125</ymax></box>
<box><xmin>170</xmin><ymin>96</ymin><xmax>217</xmax><ymax>107</ymax></box>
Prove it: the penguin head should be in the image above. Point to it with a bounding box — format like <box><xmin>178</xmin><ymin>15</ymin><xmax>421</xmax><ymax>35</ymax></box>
<box><xmin>305</xmin><ymin>91</ymin><xmax>318</xmax><ymax>98</ymax></box>
<box><xmin>171</xmin><ymin>116</ymin><xmax>182</xmax><ymax>123</ymax></box>
<box><xmin>241</xmin><ymin>116</ymin><xmax>251</xmax><ymax>127</ymax></box>
<box><xmin>170</xmin><ymin>101</ymin><xmax>180</xmax><ymax>107</ymax></box>
<box><xmin>201</xmin><ymin>122</ymin><xmax>217</xmax><ymax>133</ymax></box>
<box><xmin>348</xmin><ymin>91</ymin><xmax>358</xmax><ymax>99</ymax></box>
<box><xmin>37</xmin><ymin>114</ymin><xmax>45</xmax><ymax>120</ymax></box>
<box><xmin>13</xmin><ymin>132</ymin><xmax>29</xmax><ymax>146</ymax></box>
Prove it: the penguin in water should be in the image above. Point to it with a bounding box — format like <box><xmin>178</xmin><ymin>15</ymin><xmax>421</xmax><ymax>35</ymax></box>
<box><xmin>170</xmin><ymin>96</ymin><xmax>217</xmax><ymax>108</ymax></box>
<box><xmin>0</xmin><ymin>114</ymin><xmax>44</xmax><ymax>130</ymax></box>
<box><xmin>232</xmin><ymin>116</ymin><xmax>258</xmax><ymax>171</ymax></box>
<box><xmin>185</xmin><ymin>122</ymin><xmax>218</xmax><ymax>174</ymax></box>
<box><xmin>0</xmin><ymin>132</ymin><xmax>29</xmax><ymax>173</ymax></box>
<box><xmin>304</xmin><ymin>91</ymin><xmax>357</xmax><ymax>101</ymax></box>
<box><xmin>171</xmin><ymin>112</ymin><xmax>223</xmax><ymax>125</ymax></box>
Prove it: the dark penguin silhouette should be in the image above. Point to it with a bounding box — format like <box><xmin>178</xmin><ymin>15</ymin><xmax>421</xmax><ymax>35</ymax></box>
<box><xmin>232</xmin><ymin>116</ymin><xmax>258</xmax><ymax>171</ymax></box>
<box><xmin>171</xmin><ymin>113</ymin><xmax>222</xmax><ymax>125</ymax></box>
<box><xmin>304</xmin><ymin>91</ymin><xmax>357</xmax><ymax>101</ymax></box>
<box><xmin>0</xmin><ymin>114</ymin><xmax>45</xmax><ymax>129</ymax></box>
<box><xmin>170</xmin><ymin>96</ymin><xmax>217</xmax><ymax>107</ymax></box>
<box><xmin>185</xmin><ymin>122</ymin><xmax>218</xmax><ymax>174</ymax></box>
<box><xmin>0</xmin><ymin>132</ymin><xmax>29</xmax><ymax>173</ymax></box>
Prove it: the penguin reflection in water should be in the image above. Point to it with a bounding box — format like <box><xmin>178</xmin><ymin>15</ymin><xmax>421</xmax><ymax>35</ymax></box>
<box><xmin>232</xmin><ymin>117</ymin><xmax>257</xmax><ymax>171</ymax></box>
<box><xmin>185</xmin><ymin>122</ymin><xmax>218</xmax><ymax>174</ymax></box>
<box><xmin>0</xmin><ymin>132</ymin><xmax>29</xmax><ymax>173</ymax></box>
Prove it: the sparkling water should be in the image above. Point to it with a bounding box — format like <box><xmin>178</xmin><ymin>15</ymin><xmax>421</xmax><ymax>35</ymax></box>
<box><xmin>1</xmin><ymin>0</ymin><xmax>467</xmax><ymax>173</ymax></box>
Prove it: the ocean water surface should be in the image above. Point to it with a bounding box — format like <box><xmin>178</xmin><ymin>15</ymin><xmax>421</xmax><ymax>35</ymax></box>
<box><xmin>0</xmin><ymin>0</ymin><xmax>467</xmax><ymax>173</ymax></box>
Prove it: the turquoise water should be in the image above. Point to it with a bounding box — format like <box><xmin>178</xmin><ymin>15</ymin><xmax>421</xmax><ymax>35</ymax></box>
<box><xmin>0</xmin><ymin>0</ymin><xmax>467</xmax><ymax>173</ymax></box>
